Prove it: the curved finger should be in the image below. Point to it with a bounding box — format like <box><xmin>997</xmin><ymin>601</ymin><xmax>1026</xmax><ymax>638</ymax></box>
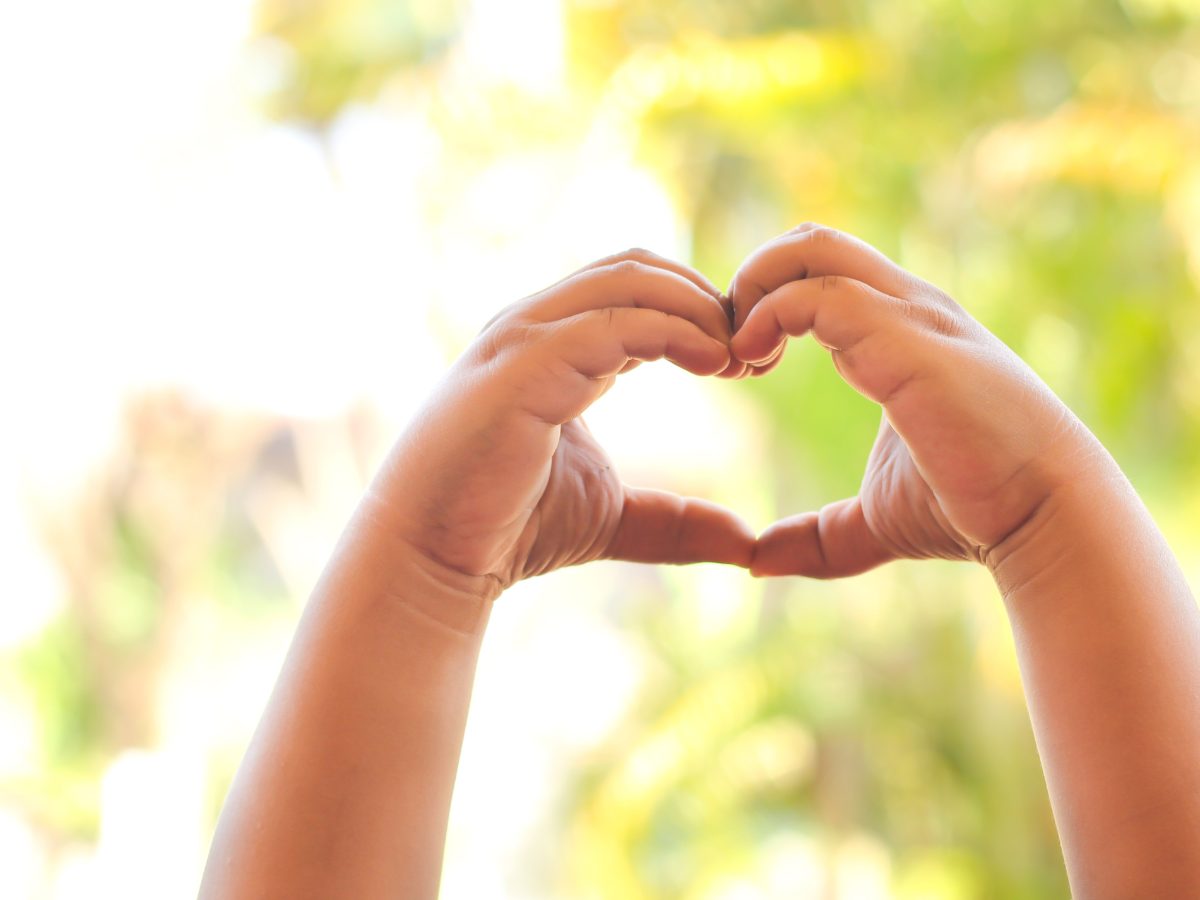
<box><xmin>750</xmin><ymin>496</ymin><xmax>894</xmax><ymax>579</ymax></box>
<box><xmin>716</xmin><ymin>356</ymin><xmax>752</xmax><ymax>379</ymax></box>
<box><xmin>606</xmin><ymin>487</ymin><xmax>755</xmax><ymax>567</ymax></box>
<box><xmin>747</xmin><ymin>344</ymin><xmax>786</xmax><ymax>378</ymax></box>
<box><xmin>558</xmin><ymin>306</ymin><xmax>729</xmax><ymax>376</ymax></box>
<box><xmin>527</xmin><ymin>258</ymin><xmax>732</xmax><ymax>342</ymax></box>
<box><xmin>731</xmin><ymin>275</ymin><xmax>895</xmax><ymax>366</ymax></box>
<box><xmin>730</xmin><ymin>225</ymin><xmax>917</xmax><ymax>331</ymax></box>
<box><xmin>573</xmin><ymin>247</ymin><xmax>727</xmax><ymax>307</ymax></box>
<box><xmin>520</xmin><ymin>307</ymin><xmax>730</xmax><ymax>424</ymax></box>
<box><xmin>733</xmin><ymin>275</ymin><xmax>958</xmax><ymax>403</ymax></box>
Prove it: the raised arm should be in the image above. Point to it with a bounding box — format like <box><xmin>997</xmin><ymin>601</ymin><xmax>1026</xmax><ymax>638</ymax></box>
<box><xmin>729</xmin><ymin>224</ymin><xmax>1200</xmax><ymax>896</ymax></box>
<box><xmin>198</xmin><ymin>250</ymin><xmax>755</xmax><ymax>899</ymax></box>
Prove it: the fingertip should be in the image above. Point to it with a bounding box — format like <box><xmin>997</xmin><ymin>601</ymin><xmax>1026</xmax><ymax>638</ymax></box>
<box><xmin>747</xmin><ymin>529</ymin><xmax>780</xmax><ymax>578</ymax></box>
<box><xmin>720</xmin><ymin>544</ymin><xmax>757</xmax><ymax>570</ymax></box>
<box><xmin>732</xmin><ymin>341</ymin><xmax>783</xmax><ymax>370</ymax></box>
<box><xmin>730</xmin><ymin>307</ymin><xmax>786</xmax><ymax>369</ymax></box>
<box><xmin>727</xmin><ymin>276</ymin><xmax>752</xmax><ymax>333</ymax></box>
<box><xmin>720</xmin><ymin>522</ymin><xmax>758</xmax><ymax>569</ymax></box>
<box><xmin>749</xmin><ymin>348</ymin><xmax>786</xmax><ymax>377</ymax></box>
<box><xmin>748</xmin><ymin>549</ymin><xmax>796</xmax><ymax>578</ymax></box>
<box><xmin>717</xmin><ymin>291</ymin><xmax>735</xmax><ymax>326</ymax></box>
<box><xmin>728</xmin><ymin>334</ymin><xmax>764</xmax><ymax>367</ymax></box>
<box><xmin>716</xmin><ymin>357</ymin><xmax>749</xmax><ymax>379</ymax></box>
<box><xmin>691</xmin><ymin>500</ymin><xmax>758</xmax><ymax>567</ymax></box>
<box><xmin>750</xmin><ymin>511</ymin><xmax>823</xmax><ymax>577</ymax></box>
<box><xmin>685</xmin><ymin>337</ymin><xmax>733</xmax><ymax>377</ymax></box>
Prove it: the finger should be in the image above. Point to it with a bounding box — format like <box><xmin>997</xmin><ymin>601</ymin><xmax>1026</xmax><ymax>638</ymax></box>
<box><xmin>732</xmin><ymin>275</ymin><xmax>894</xmax><ymax>366</ymax></box>
<box><xmin>556</xmin><ymin>307</ymin><xmax>730</xmax><ymax>377</ymax></box>
<box><xmin>716</xmin><ymin>356</ymin><xmax>751</xmax><ymax>379</ymax></box>
<box><xmin>721</xmin><ymin>340</ymin><xmax>786</xmax><ymax>380</ymax></box>
<box><xmin>721</xmin><ymin>228</ymin><xmax>834</xmax><ymax>381</ymax></box>
<box><xmin>606</xmin><ymin>486</ymin><xmax>756</xmax><ymax>567</ymax></box>
<box><xmin>527</xmin><ymin>258</ymin><xmax>732</xmax><ymax>342</ymax></box>
<box><xmin>574</xmin><ymin>247</ymin><xmax>727</xmax><ymax>308</ymax></box>
<box><xmin>522</xmin><ymin>307</ymin><xmax>730</xmax><ymax>424</ymax></box>
<box><xmin>747</xmin><ymin>344</ymin><xmax>786</xmax><ymax>377</ymax></box>
<box><xmin>750</xmin><ymin>497</ymin><xmax>895</xmax><ymax>579</ymax></box>
<box><xmin>730</xmin><ymin>224</ymin><xmax>917</xmax><ymax>332</ymax></box>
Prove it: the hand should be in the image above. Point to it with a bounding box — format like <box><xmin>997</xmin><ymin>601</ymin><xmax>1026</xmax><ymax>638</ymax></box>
<box><xmin>375</xmin><ymin>250</ymin><xmax>756</xmax><ymax>598</ymax></box>
<box><xmin>729</xmin><ymin>224</ymin><xmax>1101</xmax><ymax>578</ymax></box>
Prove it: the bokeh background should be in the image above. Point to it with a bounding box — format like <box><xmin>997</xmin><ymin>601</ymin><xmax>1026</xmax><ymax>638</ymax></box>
<box><xmin>3</xmin><ymin>0</ymin><xmax>1200</xmax><ymax>896</ymax></box>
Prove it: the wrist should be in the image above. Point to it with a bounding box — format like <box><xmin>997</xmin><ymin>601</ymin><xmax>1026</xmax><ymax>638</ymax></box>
<box><xmin>337</xmin><ymin>488</ymin><xmax>502</xmax><ymax>637</ymax></box>
<box><xmin>982</xmin><ymin>439</ymin><xmax>1134</xmax><ymax>605</ymax></box>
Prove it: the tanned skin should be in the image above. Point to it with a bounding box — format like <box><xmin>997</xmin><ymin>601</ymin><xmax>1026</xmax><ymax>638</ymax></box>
<box><xmin>731</xmin><ymin>224</ymin><xmax>1200</xmax><ymax>897</ymax></box>
<box><xmin>200</xmin><ymin>230</ymin><xmax>1200</xmax><ymax>898</ymax></box>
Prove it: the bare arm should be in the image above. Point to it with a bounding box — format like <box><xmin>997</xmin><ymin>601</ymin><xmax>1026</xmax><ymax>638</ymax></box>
<box><xmin>729</xmin><ymin>223</ymin><xmax>1200</xmax><ymax>895</ymax></box>
<box><xmin>198</xmin><ymin>500</ymin><xmax>496</xmax><ymax>898</ymax></box>
<box><xmin>198</xmin><ymin>250</ymin><xmax>755</xmax><ymax>898</ymax></box>
<box><xmin>989</xmin><ymin>451</ymin><xmax>1200</xmax><ymax>896</ymax></box>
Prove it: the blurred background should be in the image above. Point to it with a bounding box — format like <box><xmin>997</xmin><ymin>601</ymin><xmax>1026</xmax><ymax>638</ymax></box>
<box><xmin>3</xmin><ymin>0</ymin><xmax>1200</xmax><ymax>896</ymax></box>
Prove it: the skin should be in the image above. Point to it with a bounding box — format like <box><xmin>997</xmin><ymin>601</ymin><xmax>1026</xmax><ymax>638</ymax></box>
<box><xmin>730</xmin><ymin>224</ymin><xmax>1200</xmax><ymax>896</ymax></box>
<box><xmin>198</xmin><ymin>250</ymin><xmax>756</xmax><ymax>899</ymax></box>
<box><xmin>201</xmin><ymin>229</ymin><xmax>1200</xmax><ymax>898</ymax></box>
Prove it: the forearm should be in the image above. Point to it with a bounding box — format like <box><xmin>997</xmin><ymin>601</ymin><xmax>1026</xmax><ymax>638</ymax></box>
<box><xmin>989</xmin><ymin>447</ymin><xmax>1200</xmax><ymax>896</ymax></box>
<box><xmin>199</xmin><ymin>491</ymin><xmax>495</xmax><ymax>899</ymax></box>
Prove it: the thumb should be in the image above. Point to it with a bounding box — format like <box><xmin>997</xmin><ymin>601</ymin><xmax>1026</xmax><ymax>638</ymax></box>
<box><xmin>605</xmin><ymin>486</ymin><xmax>756</xmax><ymax>568</ymax></box>
<box><xmin>751</xmin><ymin>496</ymin><xmax>894</xmax><ymax>578</ymax></box>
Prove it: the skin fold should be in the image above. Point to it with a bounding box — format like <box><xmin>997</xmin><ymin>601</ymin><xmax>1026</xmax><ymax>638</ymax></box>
<box><xmin>199</xmin><ymin>230</ymin><xmax>1200</xmax><ymax>899</ymax></box>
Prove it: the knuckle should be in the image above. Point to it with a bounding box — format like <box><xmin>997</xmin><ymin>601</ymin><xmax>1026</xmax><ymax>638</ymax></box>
<box><xmin>620</xmin><ymin>246</ymin><xmax>657</xmax><ymax>262</ymax></box>
<box><xmin>899</xmin><ymin>290</ymin><xmax>965</xmax><ymax>337</ymax></box>
<box><xmin>598</xmin><ymin>258</ymin><xmax>648</xmax><ymax>281</ymax></box>
<box><xmin>928</xmin><ymin>302</ymin><xmax>963</xmax><ymax>337</ymax></box>
<box><xmin>584</xmin><ymin>306</ymin><xmax>640</xmax><ymax>330</ymax></box>
<box><xmin>819</xmin><ymin>274</ymin><xmax>842</xmax><ymax>292</ymax></box>
<box><xmin>926</xmin><ymin>287</ymin><xmax>969</xmax><ymax>335</ymax></box>
<box><xmin>896</xmin><ymin>294</ymin><xmax>925</xmax><ymax>325</ymax></box>
<box><xmin>473</xmin><ymin>307</ymin><xmax>516</xmax><ymax>358</ymax></box>
<box><xmin>807</xmin><ymin>225</ymin><xmax>841</xmax><ymax>246</ymax></box>
<box><xmin>614</xmin><ymin>258</ymin><xmax>646</xmax><ymax>276</ymax></box>
<box><xmin>477</xmin><ymin>300</ymin><xmax>520</xmax><ymax>334</ymax></box>
<box><xmin>474</xmin><ymin>314</ymin><xmax>538</xmax><ymax>363</ymax></box>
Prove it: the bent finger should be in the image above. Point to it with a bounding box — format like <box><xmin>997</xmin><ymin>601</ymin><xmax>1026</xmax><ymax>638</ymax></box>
<box><xmin>731</xmin><ymin>275</ymin><xmax>895</xmax><ymax>365</ymax></box>
<box><xmin>555</xmin><ymin>307</ymin><xmax>730</xmax><ymax>379</ymax></box>
<box><xmin>571</xmin><ymin>247</ymin><xmax>726</xmax><ymax>307</ymax></box>
<box><xmin>730</xmin><ymin>225</ymin><xmax>916</xmax><ymax>331</ymax></box>
<box><xmin>606</xmin><ymin>487</ymin><xmax>756</xmax><ymax>567</ymax></box>
<box><xmin>733</xmin><ymin>276</ymin><xmax>945</xmax><ymax>404</ymax></box>
<box><xmin>750</xmin><ymin>497</ymin><xmax>894</xmax><ymax>579</ymax></box>
<box><xmin>520</xmin><ymin>307</ymin><xmax>730</xmax><ymax>424</ymax></box>
<box><xmin>528</xmin><ymin>258</ymin><xmax>731</xmax><ymax>342</ymax></box>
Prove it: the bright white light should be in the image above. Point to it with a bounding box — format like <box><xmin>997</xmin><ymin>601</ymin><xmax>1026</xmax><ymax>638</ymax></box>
<box><xmin>0</xmin><ymin>808</ymin><xmax>45</xmax><ymax>899</ymax></box>
<box><xmin>97</xmin><ymin>750</ymin><xmax>206</xmax><ymax>899</ymax></box>
<box><xmin>461</xmin><ymin>0</ymin><xmax>565</xmax><ymax>92</ymax></box>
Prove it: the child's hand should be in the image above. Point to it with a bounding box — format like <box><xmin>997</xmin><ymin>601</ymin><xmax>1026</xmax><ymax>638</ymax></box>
<box><xmin>729</xmin><ymin>224</ymin><xmax>1099</xmax><ymax>578</ymax></box>
<box><xmin>376</xmin><ymin>251</ymin><xmax>756</xmax><ymax>598</ymax></box>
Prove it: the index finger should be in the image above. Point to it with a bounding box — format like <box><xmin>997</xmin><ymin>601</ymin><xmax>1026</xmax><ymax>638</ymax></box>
<box><xmin>729</xmin><ymin>224</ymin><xmax>918</xmax><ymax>331</ymax></box>
<box><xmin>576</xmin><ymin>248</ymin><xmax>728</xmax><ymax>312</ymax></box>
<box><xmin>522</xmin><ymin>259</ymin><xmax>733</xmax><ymax>344</ymax></box>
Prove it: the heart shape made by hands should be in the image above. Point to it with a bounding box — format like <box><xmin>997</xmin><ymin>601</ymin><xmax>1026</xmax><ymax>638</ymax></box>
<box><xmin>387</xmin><ymin>223</ymin><xmax>1070</xmax><ymax>600</ymax></box>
